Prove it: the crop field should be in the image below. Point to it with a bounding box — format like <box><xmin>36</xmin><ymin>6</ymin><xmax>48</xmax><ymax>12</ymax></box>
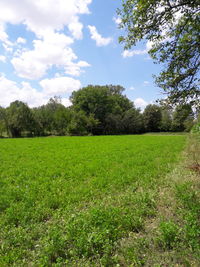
<box><xmin>1</xmin><ymin>135</ymin><xmax>199</xmax><ymax>266</ymax></box>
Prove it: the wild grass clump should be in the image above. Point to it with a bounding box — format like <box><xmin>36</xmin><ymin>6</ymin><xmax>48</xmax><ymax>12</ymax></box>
<box><xmin>175</xmin><ymin>182</ymin><xmax>200</xmax><ymax>251</ymax></box>
<box><xmin>157</xmin><ymin>221</ymin><xmax>181</xmax><ymax>249</ymax></box>
<box><xmin>186</xmin><ymin>133</ymin><xmax>200</xmax><ymax>172</ymax></box>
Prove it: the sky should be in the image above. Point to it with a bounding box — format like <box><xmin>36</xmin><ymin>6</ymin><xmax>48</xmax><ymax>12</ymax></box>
<box><xmin>0</xmin><ymin>0</ymin><xmax>164</xmax><ymax>109</ymax></box>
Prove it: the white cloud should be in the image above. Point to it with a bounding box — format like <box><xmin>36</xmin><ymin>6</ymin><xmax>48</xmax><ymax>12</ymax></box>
<box><xmin>0</xmin><ymin>0</ymin><xmax>92</xmax><ymax>39</ymax></box>
<box><xmin>0</xmin><ymin>55</ymin><xmax>6</xmax><ymax>62</ymax></box>
<box><xmin>65</xmin><ymin>60</ymin><xmax>91</xmax><ymax>76</ymax></box>
<box><xmin>113</xmin><ymin>16</ymin><xmax>122</xmax><ymax>25</ymax></box>
<box><xmin>11</xmin><ymin>32</ymin><xmax>74</xmax><ymax>79</ymax></box>
<box><xmin>129</xmin><ymin>86</ymin><xmax>135</xmax><ymax>91</ymax></box>
<box><xmin>68</xmin><ymin>20</ymin><xmax>83</xmax><ymax>40</ymax></box>
<box><xmin>1</xmin><ymin>1</ymin><xmax>92</xmax><ymax>78</ymax></box>
<box><xmin>122</xmin><ymin>49</ymin><xmax>147</xmax><ymax>58</ymax></box>
<box><xmin>17</xmin><ymin>37</ymin><xmax>27</xmax><ymax>44</ymax></box>
<box><xmin>39</xmin><ymin>76</ymin><xmax>81</xmax><ymax>95</ymax></box>
<box><xmin>0</xmin><ymin>24</ymin><xmax>13</xmax><ymax>46</ymax></box>
<box><xmin>122</xmin><ymin>40</ymin><xmax>153</xmax><ymax>58</ymax></box>
<box><xmin>88</xmin><ymin>25</ymin><xmax>112</xmax><ymax>46</ymax></box>
<box><xmin>61</xmin><ymin>98</ymin><xmax>72</xmax><ymax>107</ymax></box>
<box><xmin>0</xmin><ymin>74</ymin><xmax>81</xmax><ymax>107</ymax></box>
<box><xmin>146</xmin><ymin>40</ymin><xmax>154</xmax><ymax>51</ymax></box>
<box><xmin>0</xmin><ymin>74</ymin><xmax>46</xmax><ymax>107</ymax></box>
<box><xmin>134</xmin><ymin>98</ymin><xmax>148</xmax><ymax>110</ymax></box>
<box><xmin>2</xmin><ymin>43</ymin><xmax>13</xmax><ymax>53</ymax></box>
<box><xmin>0</xmin><ymin>25</ymin><xmax>8</xmax><ymax>43</ymax></box>
<box><xmin>0</xmin><ymin>0</ymin><xmax>92</xmax><ymax>106</ymax></box>
<box><xmin>11</xmin><ymin>32</ymin><xmax>90</xmax><ymax>79</ymax></box>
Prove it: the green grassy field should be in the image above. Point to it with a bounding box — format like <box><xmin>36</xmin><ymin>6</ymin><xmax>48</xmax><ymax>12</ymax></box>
<box><xmin>0</xmin><ymin>135</ymin><xmax>199</xmax><ymax>266</ymax></box>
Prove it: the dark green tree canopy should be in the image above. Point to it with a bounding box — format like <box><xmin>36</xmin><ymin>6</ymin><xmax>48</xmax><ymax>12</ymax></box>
<box><xmin>172</xmin><ymin>103</ymin><xmax>194</xmax><ymax>131</ymax></box>
<box><xmin>118</xmin><ymin>0</ymin><xmax>200</xmax><ymax>107</ymax></box>
<box><xmin>70</xmin><ymin>85</ymin><xmax>133</xmax><ymax>134</ymax></box>
<box><xmin>0</xmin><ymin>106</ymin><xmax>7</xmax><ymax>136</ymax></box>
<box><xmin>143</xmin><ymin>104</ymin><xmax>162</xmax><ymax>132</ymax></box>
<box><xmin>7</xmin><ymin>101</ymin><xmax>36</xmax><ymax>137</ymax></box>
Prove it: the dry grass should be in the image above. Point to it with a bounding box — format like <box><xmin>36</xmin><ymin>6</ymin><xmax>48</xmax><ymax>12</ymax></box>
<box><xmin>186</xmin><ymin>133</ymin><xmax>200</xmax><ymax>173</ymax></box>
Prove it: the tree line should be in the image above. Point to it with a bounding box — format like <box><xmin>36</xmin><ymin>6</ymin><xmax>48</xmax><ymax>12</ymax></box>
<box><xmin>0</xmin><ymin>85</ymin><xmax>196</xmax><ymax>138</ymax></box>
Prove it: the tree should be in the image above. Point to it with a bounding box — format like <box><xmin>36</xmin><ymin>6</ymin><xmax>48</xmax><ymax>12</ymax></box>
<box><xmin>67</xmin><ymin>111</ymin><xmax>99</xmax><ymax>136</ymax></box>
<box><xmin>0</xmin><ymin>106</ymin><xmax>7</xmax><ymax>137</ymax></box>
<box><xmin>53</xmin><ymin>105</ymin><xmax>71</xmax><ymax>135</ymax></box>
<box><xmin>44</xmin><ymin>97</ymin><xmax>64</xmax><ymax>134</ymax></box>
<box><xmin>105</xmin><ymin>113</ymin><xmax>123</xmax><ymax>134</ymax></box>
<box><xmin>122</xmin><ymin>107</ymin><xmax>144</xmax><ymax>134</ymax></box>
<box><xmin>6</xmin><ymin>101</ymin><xmax>36</xmax><ymax>137</ymax></box>
<box><xmin>172</xmin><ymin>104</ymin><xmax>194</xmax><ymax>131</ymax></box>
<box><xmin>160</xmin><ymin>106</ymin><xmax>173</xmax><ymax>132</ymax></box>
<box><xmin>143</xmin><ymin>104</ymin><xmax>162</xmax><ymax>132</ymax></box>
<box><xmin>32</xmin><ymin>97</ymin><xmax>70</xmax><ymax>136</ymax></box>
<box><xmin>118</xmin><ymin>0</ymin><xmax>200</xmax><ymax>107</ymax></box>
<box><xmin>70</xmin><ymin>85</ymin><xmax>133</xmax><ymax>134</ymax></box>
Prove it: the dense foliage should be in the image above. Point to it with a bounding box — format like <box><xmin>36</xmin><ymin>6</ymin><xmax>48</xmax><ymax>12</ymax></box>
<box><xmin>0</xmin><ymin>85</ymin><xmax>196</xmax><ymax>137</ymax></box>
<box><xmin>118</xmin><ymin>0</ymin><xmax>200</xmax><ymax>107</ymax></box>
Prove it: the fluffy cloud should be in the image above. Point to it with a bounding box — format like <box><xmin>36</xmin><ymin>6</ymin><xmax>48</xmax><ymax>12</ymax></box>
<box><xmin>68</xmin><ymin>19</ymin><xmax>84</xmax><ymax>40</ymax></box>
<box><xmin>0</xmin><ymin>0</ymin><xmax>92</xmax><ymax>39</ymax></box>
<box><xmin>113</xmin><ymin>16</ymin><xmax>122</xmax><ymax>25</ymax></box>
<box><xmin>122</xmin><ymin>49</ymin><xmax>147</xmax><ymax>58</ymax></box>
<box><xmin>0</xmin><ymin>74</ymin><xmax>46</xmax><ymax>107</ymax></box>
<box><xmin>39</xmin><ymin>76</ymin><xmax>81</xmax><ymax>95</ymax></box>
<box><xmin>11</xmin><ymin>32</ymin><xmax>90</xmax><ymax>79</ymax></box>
<box><xmin>134</xmin><ymin>98</ymin><xmax>148</xmax><ymax>110</ymax></box>
<box><xmin>11</xmin><ymin>33</ymin><xmax>73</xmax><ymax>79</ymax></box>
<box><xmin>0</xmin><ymin>0</ymin><xmax>93</xmax><ymax>107</ymax></box>
<box><xmin>0</xmin><ymin>0</ymin><xmax>91</xmax><ymax>82</ymax></box>
<box><xmin>0</xmin><ymin>24</ymin><xmax>12</xmax><ymax>46</ymax></box>
<box><xmin>88</xmin><ymin>25</ymin><xmax>112</xmax><ymax>46</ymax></box>
<box><xmin>0</xmin><ymin>74</ymin><xmax>81</xmax><ymax>107</ymax></box>
<box><xmin>61</xmin><ymin>98</ymin><xmax>72</xmax><ymax>107</ymax></box>
<box><xmin>122</xmin><ymin>40</ymin><xmax>153</xmax><ymax>58</ymax></box>
<box><xmin>16</xmin><ymin>37</ymin><xmax>27</xmax><ymax>44</ymax></box>
<box><xmin>65</xmin><ymin>60</ymin><xmax>91</xmax><ymax>76</ymax></box>
<box><xmin>0</xmin><ymin>55</ymin><xmax>6</xmax><ymax>62</ymax></box>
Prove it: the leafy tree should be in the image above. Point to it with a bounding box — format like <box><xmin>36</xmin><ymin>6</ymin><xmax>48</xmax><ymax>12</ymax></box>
<box><xmin>143</xmin><ymin>104</ymin><xmax>162</xmax><ymax>132</ymax></box>
<box><xmin>53</xmin><ymin>105</ymin><xmax>71</xmax><ymax>135</ymax></box>
<box><xmin>105</xmin><ymin>114</ymin><xmax>123</xmax><ymax>134</ymax></box>
<box><xmin>172</xmin><ymin>104</ymin><xmax>194</xmax><ymax>131</ymax></box>
<box><xmin>0</xmin><ymin>106</ymin><xmax>7</xmax><ymax>137</ymax></box>
<box><xmin>32</xmin><ymin>106</ymin><xmax>51</xmax><ymax>136</ymax></box>
<box><xmin>6</xmin><ymin>101</ymin><xmax>36</xmax><ymax>137</ymax></box>
<box><xmin>70</xmin><ymin>85</ymin><xmax>133</xmax><ymax>134</ymax></box>
<box><xmin>122</xmin><ymin>107</ymin><xmax>144</xmax><ymax>134</ymax></box>
<box><xmin>118</xmin><ymin>0</ymin><xmax>200</xmax><ymax>107</ymax></box>
<box><xmin>67</xmin><ymin>111</ymin><xmax>99</xmax><ymax>136</ymax></box>
<box><xmin>44</xmin><ymin>97</ymin><xmax>64</xmax><ymax>134</ymax></box>
<box><xmin>160</xmin><ymin>107</ymin><xmax>173</xmax><ymax>132</ymax></box>
<box><xmin>32</xmin><ymin>97</ymin><xmax>70</xmax><ymax>136</ymax></box>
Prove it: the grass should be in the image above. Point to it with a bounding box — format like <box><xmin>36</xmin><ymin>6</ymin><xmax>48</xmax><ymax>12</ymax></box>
<box><xmin>0</xmin><ymin>134</ymin><xmax>195</xmax><ymax>266</ymax></box>
<box><xmin>115</xmin><ymin>134</ymin><xmax>200</xmax><ymax>266</ymax></box>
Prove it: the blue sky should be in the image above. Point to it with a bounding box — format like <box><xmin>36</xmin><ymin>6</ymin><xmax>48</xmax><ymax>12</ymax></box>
<box><xmin>0</xmin><ymin>0</ymin><xmax>163</xmax><ymax>109</ymax></box>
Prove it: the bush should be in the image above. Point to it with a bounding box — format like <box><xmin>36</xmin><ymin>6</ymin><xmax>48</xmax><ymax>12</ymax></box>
<box><xmin>157</xmin><ymin>221</ymin><xmax>180</xmax><ymax>249</ymax></box>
